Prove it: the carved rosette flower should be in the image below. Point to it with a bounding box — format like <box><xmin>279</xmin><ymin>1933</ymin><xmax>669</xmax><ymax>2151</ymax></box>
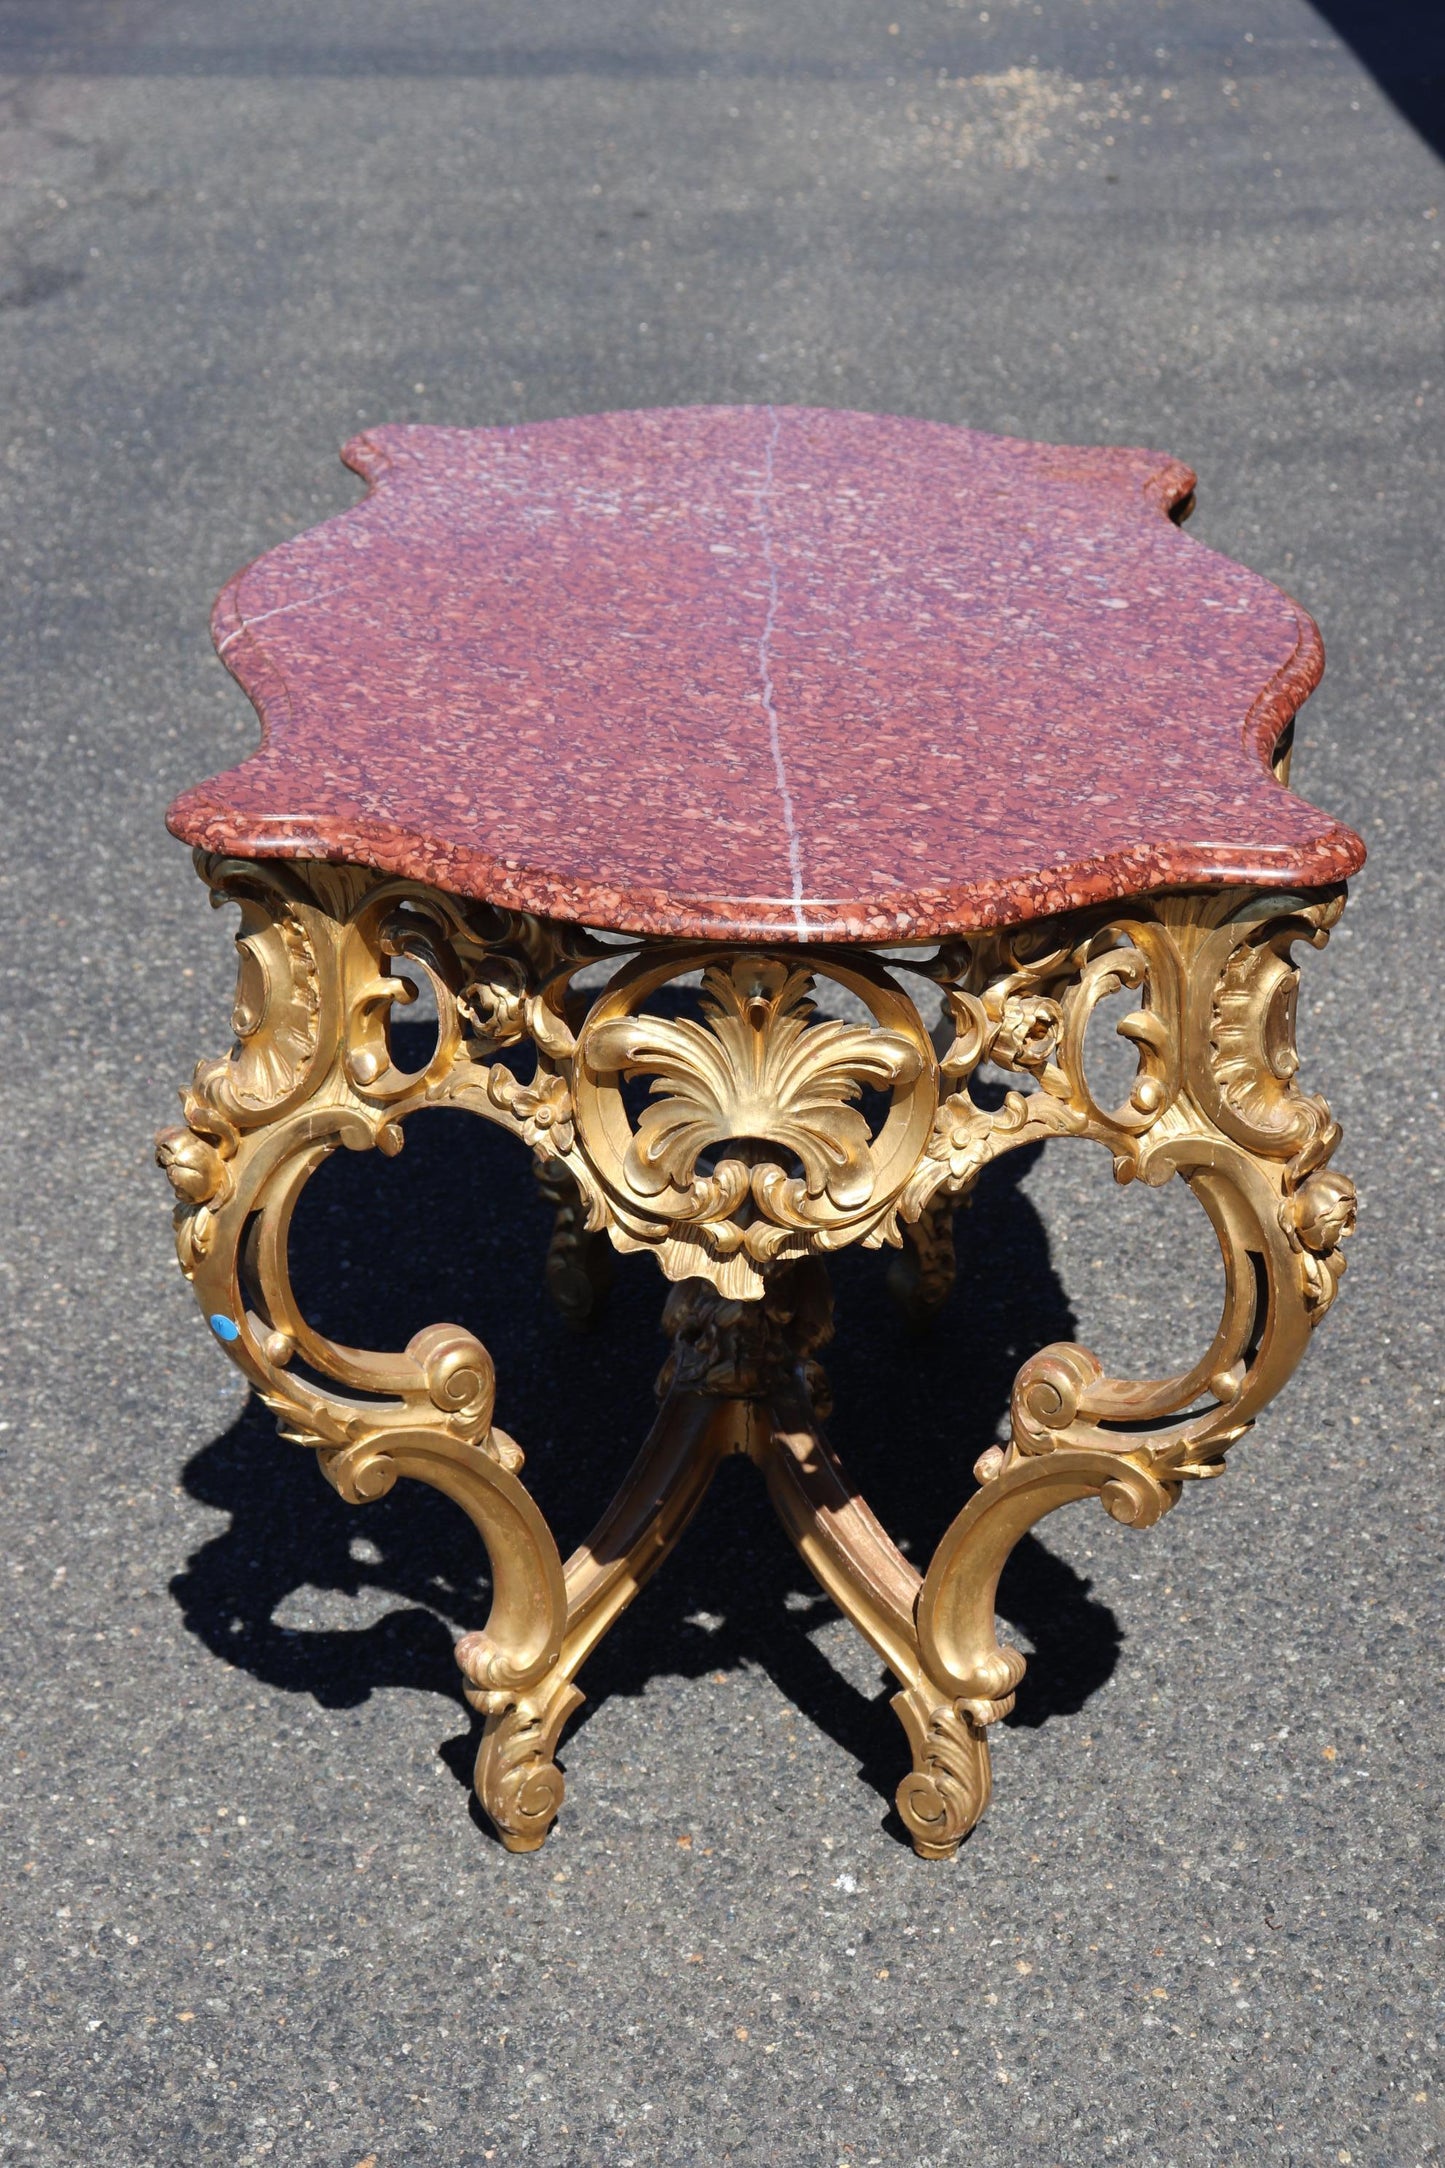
<box><xmin>926</xmin><ymin>1093</ymin><xmax>992</xmax><ymax>1184</ymax></box>
<box><xmin>155</xmin><ymin>1113</ymin><xmax>238</xmax><ymax>1273</ymax></box>
<box><xmin>155</xmin><ymin>1120</ymin><xmax>233</xmax><ymax>1209</ymax></box>
<box><xmin>989</xmin><ymin>991</ymin><xmax>1063</xmax><ymax>1071</ymax></box>
<box><xmin>487</xmin><ymin>1065</ymin><xmax>575</xmax><ymax>1154</ymax></box>
<box><xmin>156</xmin><ymin>1051</ymin><xmax>252</xmax><ymax>1271</ymax></box>
<box><xmin>903</xmin><ymin>1081</ymin><xmax>1046</xmax><ymax>1237</ymax></box>
<box><xmin>458</xmin><ymin>964</ymin><xmax>530</xmax><ymax>1048</ymax></box>
<box><xmin>1280</xmin><ymin>1167</ymin><xmax>1357</xmax><ymax>1315</ymax></box>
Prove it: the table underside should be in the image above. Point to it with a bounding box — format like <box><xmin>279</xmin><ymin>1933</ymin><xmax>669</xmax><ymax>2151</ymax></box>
<box><xmin>158</xmin><ymin>852</ymin><xmax>1355</xmax><ymax>1856</ymax></box>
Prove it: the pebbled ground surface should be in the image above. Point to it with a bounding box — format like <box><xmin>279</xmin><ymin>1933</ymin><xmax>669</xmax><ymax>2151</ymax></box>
<box><xmin>0</xmin><ymin>3</ymin><xmax>1440</xmax><ymax>2164</ymax></box>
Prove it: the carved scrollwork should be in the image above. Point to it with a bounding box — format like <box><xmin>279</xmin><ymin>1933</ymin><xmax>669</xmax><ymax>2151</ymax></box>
<box><xmin>469</xmin><ymin>1693</ymin><xmax>572</xmax><ymax>1852</ymax></box>
<box><xmin>1009</xmin><ymin>1341</ymin><xmax>1107</xmax><ymax>1455</ymax></box>
<box><xmin>210</xmin><ymin>871</ymin><xmax>323</xmax><ymax>1115</ymax></box>
<box><xmin>1204</xmin><ymin>895</ymin><xmax>1342</xmax><ymax>1160</ymax></box>
<box><xmin>905</xmin><ymin>914</ymin><xmax>1188</xmax><ymax>1219</ymax></box>
<box><xmin>159</xmin><ymin>854</ymin><xmax>1356</xmax><ymax>1859</ymax></box>
<box><xmin>162</xmin><ymin>864</ymin><xmax>1349</xmax><ymax>1324</ymax></box>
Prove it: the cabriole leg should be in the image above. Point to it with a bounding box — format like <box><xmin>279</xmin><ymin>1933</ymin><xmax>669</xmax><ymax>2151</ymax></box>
<box><xmin>156</xmin><ymin>855</ymin><xmax>585</xmax><ymax>1847</ymax></box>
<box><xmin>755</xmin><ymin>887</ymin><xmax>1354</xmax><ymax>1857</ymax></box>
<box><xmin>895</xmin><ymin>886</ymin><xmax>1356</xmax><ymax>1853</ymax></box>
<box><xmin>458</xmin><ymin>1376</ymin><xmax>733</xmax><ymax>1850</ymax></box>
<box><xmin>156</xmin><ymin>854</ymin><xmax>765</xmax><ymax>1850</ymax></box>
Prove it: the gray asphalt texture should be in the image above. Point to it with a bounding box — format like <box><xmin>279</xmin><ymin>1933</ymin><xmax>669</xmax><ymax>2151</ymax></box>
<box><xmin>0</xmin><ymin>2</ymin><xmax>1441</xmax><ymax>2163</ymax></box>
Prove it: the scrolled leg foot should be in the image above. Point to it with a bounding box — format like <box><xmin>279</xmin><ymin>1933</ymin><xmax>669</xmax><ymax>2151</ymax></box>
<box><xmin>466</xmin><ymin>1677</ymin><xmax>583</xmax><ymax>1853</ymax></box>
<box><xmin>892</xmin><ymin>1690</ymin><xmax>998</xmax><ymax>1858</ymax></box>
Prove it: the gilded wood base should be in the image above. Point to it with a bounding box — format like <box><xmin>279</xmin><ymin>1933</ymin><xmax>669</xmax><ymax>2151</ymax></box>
<box><xmin>158</xmin><ymin>856</ymin><xmax>1355</xmax><ymax>1856</ymax></box>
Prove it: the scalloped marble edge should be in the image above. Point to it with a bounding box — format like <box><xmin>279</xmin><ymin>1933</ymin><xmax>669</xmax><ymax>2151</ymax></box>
<box><xmin>170</xmin><ymin>408</ymin><xmax>1365</xmax><ymax>942</ymax></box>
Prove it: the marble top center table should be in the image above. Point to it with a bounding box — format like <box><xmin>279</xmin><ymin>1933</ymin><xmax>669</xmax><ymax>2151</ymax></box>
<box><xmin>158</xmin><ymin>406</ymin><xmax>1363</xmax><ymax>1857</ymax></box>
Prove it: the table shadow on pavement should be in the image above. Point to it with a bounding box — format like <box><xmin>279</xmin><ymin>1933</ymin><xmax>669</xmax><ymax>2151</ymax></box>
<box><xmin>1305</xmin><ymin>0</ymin><xmax>1445</xmax><ymax>162</ymax></box>
<box><xmin>169</xmin><ymin>1054</ymin><xmax>1120</xmax><ymax>1848</ymax></box>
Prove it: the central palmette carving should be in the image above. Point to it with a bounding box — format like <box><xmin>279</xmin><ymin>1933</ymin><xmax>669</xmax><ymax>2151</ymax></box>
<box><xmin>572</xmin><ymin>953</ymin><xmax>933</xmax><ymax>1289</ymax></box>
<box><xmin>567</xmin><ymin>942</ymin><xmax>941</xmax><ymax>1295</ymax></box>
<box><xmin>585</xmin><ymin>956</ymin><xmax>920</xmax><ymax>1209</ymax></box>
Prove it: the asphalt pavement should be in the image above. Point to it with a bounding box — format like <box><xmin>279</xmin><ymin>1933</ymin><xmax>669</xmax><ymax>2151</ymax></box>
<box><xmin>0</xmin><ymin>2</ymin><xmax>1440</xmax><ymax>2163</ymax></box>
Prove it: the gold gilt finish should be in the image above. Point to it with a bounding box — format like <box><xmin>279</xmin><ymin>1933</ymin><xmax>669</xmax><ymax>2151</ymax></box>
<box><xmin>158</xmin><ymin>853</ymin><xmax>1355</xmax><ymax>1857</ymax></box>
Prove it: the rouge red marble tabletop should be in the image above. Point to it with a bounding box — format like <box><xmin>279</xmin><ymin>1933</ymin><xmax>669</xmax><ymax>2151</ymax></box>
<box><xmin>168</xmin><ymin>405</ymin><xmax>1364</xmax><ymax>943</ymax></box>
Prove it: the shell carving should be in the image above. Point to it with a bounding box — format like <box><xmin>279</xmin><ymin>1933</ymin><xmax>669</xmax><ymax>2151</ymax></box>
<box><xmin>1206</xmin><ymin>920</ymin><xmax>1337</xmax><ymax>1161</ymax></box>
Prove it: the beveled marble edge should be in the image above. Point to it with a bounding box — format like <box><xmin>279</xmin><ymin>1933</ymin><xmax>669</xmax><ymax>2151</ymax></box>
<box><xmin>165</xmin><ymin>802</ymin><xmax>1364</xmax><ymax>943</ymax></box>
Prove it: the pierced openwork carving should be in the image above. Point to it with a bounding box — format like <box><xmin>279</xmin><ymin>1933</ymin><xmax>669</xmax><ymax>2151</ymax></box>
<box><xmin>159</xmin><ymin>854</ymin><xmax>1355</xmax><ymax>1857</ymax></box>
